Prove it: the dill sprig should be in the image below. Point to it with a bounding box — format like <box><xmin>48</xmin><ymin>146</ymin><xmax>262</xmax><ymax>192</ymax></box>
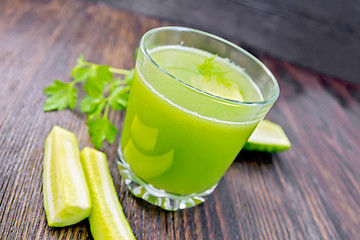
<box><xmin>196</xmin><ymin>55</ymin><xmax>232</xmax><ymax>87</ymax></box>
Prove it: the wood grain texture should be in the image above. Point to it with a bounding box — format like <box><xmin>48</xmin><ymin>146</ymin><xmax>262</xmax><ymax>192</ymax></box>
<box><xmin>0</xmin><ymin>0</ymin><xmax>359</xmax><ymax>239</ymax></box>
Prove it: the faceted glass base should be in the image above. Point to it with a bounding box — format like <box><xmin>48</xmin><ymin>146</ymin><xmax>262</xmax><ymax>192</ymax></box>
<box><xmin>117</xmin><ymin>149</ymin><xmax>217</xmax><ymax>211</ymax></box>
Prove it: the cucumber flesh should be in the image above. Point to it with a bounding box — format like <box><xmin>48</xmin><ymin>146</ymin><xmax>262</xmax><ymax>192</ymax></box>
<box><xmin>190</xmin><ymin>75</ymin><xmax>244</xmax><ymax>101</ymax></box>
<box><xmin>43</xmin><ymin>126</ymin><xmax>91</xmax><ymax>227</ymax></box>
<box><xmin>244</xmin><ymin>120</ymin><xmax>291</xmax><ymax>153</ymax></box>
<box><xmin>80</xmin><ymin>147</ymin><xmax>135</xmax><ymax>240</ymax></box>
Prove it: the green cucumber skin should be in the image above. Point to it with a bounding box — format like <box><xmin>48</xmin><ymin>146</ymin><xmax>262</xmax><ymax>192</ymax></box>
<box><xmin>243</xmin><ymin>120</ymin><xmax>291</xmax><ymax>153</ymax></box>
<box><xmin>243</xmin><ymin>141</ymin><xmax>291</xmax><ymax>153</ymax></box>
<box><xmin>80</xmin><ymin>147</ymin><xmax>135</xmax><ymax>240</ymax></box>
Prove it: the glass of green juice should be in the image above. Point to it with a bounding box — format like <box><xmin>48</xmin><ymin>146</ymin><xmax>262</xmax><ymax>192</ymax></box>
<box><xmin>117</xmin><ymin>26</ymin><xmax>279</xmax><ymax>210</ymax></box>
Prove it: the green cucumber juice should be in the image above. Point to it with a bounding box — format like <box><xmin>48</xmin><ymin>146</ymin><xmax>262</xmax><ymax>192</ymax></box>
<box><xmin>120</xmin><ymin>45</ymin><xmax>263</xmax><ymax>195</ymax></box>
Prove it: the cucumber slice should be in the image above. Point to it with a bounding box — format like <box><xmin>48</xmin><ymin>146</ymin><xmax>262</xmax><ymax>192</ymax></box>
<box><xmin>80</xmin><ymin>147</ymin><xmax>135</xmax><ymax>240</ymax></box>
<box><xmin>190</xmin><ymin>75</ymin><xmax>244</xmax><ymax>101</ymax></box>
<box><xmin>43</xmin><ymin>126</ymin><xmax>91</xmax><ymax>227</ymax></box>
<box><xmin>244</xmin><ymin>120</ymin><xmax>291</xmax><ymax>153</ymax></box>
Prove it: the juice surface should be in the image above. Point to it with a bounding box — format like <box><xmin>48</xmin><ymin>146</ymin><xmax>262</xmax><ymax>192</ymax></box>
<box><xmin>120</xmin><ymin>46</ymin><xmax>263</xmax><ymax>195</ymax></box>
<box><xmin>151</xmin><ymin>45</ymin><xmax>262</xmax><ymax>102</ymax></box>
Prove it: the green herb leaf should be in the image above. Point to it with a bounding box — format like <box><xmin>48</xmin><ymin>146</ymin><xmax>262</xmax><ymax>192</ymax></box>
<box><xmin>197</xmin><ymin>55</ymin><xmax>217</xmax><ymax>78</ymax></box>
<box><xmin>109</xmin><ymin>78</ymin><xmax>122</xmax><ymax>93</ymax></box>
<box><xmin>197</xmin><ymin>55</ymin><xmax>231</xmax><ymax>87</ymax></box>
<box><xmin>72</xmin><ymin>68</ymin><xmax>91</xmax><ymax>83</ymax></box>
<box><xmin>83</xmin><ymin>65</ymin><xmax>113</xmax><ymax>98</ymax></box>
<box><xmin>87</xmin><ymin>100</ymin><xmax>107</xmax><ymax>121</ymax></box>
<box><xmin>43</xmin><ymin>80</ymin><xmax>78</xmax><ymax>111</ymax></box>
<box><xmin>80</xmin><ymin>95</ymin><xmax>107</xmax><ymax>120</ymax></box>
<box><xmin>80</xmin><ymin>95</ymin><xmax>102</xmax><ymax>113</ymax></box>
<box><xmin>77</xmin><ymin>55</ymin><xmax>87</xmax><ymax>66</ymax></box>
<box><xmin>71</xmin><ymin>55</ymin><xmax>89</xmax><ymax>80</ymax></box>
<box><xmin>88</xmin><ymin>117</ymin><xmax>118</xmax><ymax>149</ymax></box>
<box><xmin>109</xmin><ymin>68</ymin><xmax>134</xmax><ymax>92</ymax></box>
<box><xmin>109</xmin><ymin>86</ymin><xmax>130</xmax><ymax>110</ymax></box>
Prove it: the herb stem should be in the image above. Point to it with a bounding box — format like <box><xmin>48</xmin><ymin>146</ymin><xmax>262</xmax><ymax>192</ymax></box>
<box><xmin>118</xmin><ymin>86</ymin><xmax>130</xmax><ymax>94</ymax></box>
<box><xmin>109</xmin><ymin>68</ymin><xmax>130</xmax><ymax>75</ymax></box>
<box><xmin>69</xmin><ymin>81</ymin><xmax>76</xmax><ymax>87</ymax></box>
<box><xmin>103</xmin><ymin>102</ymin><xmax>110</xmax><ymax>118</ymax></box>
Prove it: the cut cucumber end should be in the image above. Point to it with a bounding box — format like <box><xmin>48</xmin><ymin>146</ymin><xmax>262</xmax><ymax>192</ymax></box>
<box><xmin>43</xmin><ymin>126</ymin><xmax>91</xmax><ymax>227</ymax></box>
<box><xmin>48</xmin><ymin>206</ymin><xmax>92</xmax><ymax>227</ymax></box>
<box><xmin>244</xmin><ymin>120</ymin><xmax>291</xmax><ymax>153</ymax></box>
<box><xmin>80</xmin><ymin>147</ymin><xmax>135</xmax><ymax>240</ymax></box>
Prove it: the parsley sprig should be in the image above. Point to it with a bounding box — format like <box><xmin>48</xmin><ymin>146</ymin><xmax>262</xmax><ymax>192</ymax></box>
<box><xmin>43</xmin><ymin>56</ymin><xmax>134</xmax><ymax>149</ymax></box>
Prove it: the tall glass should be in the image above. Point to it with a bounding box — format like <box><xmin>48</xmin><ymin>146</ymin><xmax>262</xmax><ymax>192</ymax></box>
<box><xmin>117</xmin><ymin>26</ymin><xmax>279</xmax><ymax>210</ymax></box>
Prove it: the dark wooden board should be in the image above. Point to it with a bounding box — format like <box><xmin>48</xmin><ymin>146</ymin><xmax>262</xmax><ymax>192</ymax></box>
<box><xmin>1</xmin><ymin>0</ymin><xmax>360</xmax><ymax>239</ymax></box>
<box><xmin>90</xmin><ymin>0</ymin><xmax>360</xmax><ymax>84</ymax></box>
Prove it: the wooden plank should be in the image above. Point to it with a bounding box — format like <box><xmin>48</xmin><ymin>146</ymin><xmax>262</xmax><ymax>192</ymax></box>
<box><xmin>0</xmin><ymin>0</ymin><xmax>360</xmax><ymax>239</ymax></box>
<box><xmin>89</xmin><ymin>0</ymin><xmax>360</xmax><ymax>84</ymax></box>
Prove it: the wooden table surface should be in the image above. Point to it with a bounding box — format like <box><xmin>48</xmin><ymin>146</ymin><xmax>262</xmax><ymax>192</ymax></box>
<box><xmin>1</xmin><ymin>0</ymin><xmax>359</xmax><ymax>239</ymax></box>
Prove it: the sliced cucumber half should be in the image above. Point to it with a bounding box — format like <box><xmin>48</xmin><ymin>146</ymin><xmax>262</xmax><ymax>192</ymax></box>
<box><xmin>80</xmin><ymin>147</ymin><xmax>135</xmax><ymax>240</ymax></box>
<box><xmin>43</xmin><ymin>126</ymin><xmax>91</xmax><ymax>227</ymax></box>
<box><xmin>244</xmin><ymin>120</ymin><xmax>291</xmax><ymax>153</ymax></box>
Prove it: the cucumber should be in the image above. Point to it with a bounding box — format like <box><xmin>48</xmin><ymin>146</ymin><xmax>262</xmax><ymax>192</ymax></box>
<box><xmin>244</xmin><ymin>120</ymin><xmax>291</xmax><ymax>153</ymax></box>
<box><xmin>43</xmin><ymin>126</ymin><xmax>91</xmax><ymax>227</ymax></box>
<box><xmin>80</xmin><ymin>147</ymin><xmax>135</xmax><ymax>240</ymax></box>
